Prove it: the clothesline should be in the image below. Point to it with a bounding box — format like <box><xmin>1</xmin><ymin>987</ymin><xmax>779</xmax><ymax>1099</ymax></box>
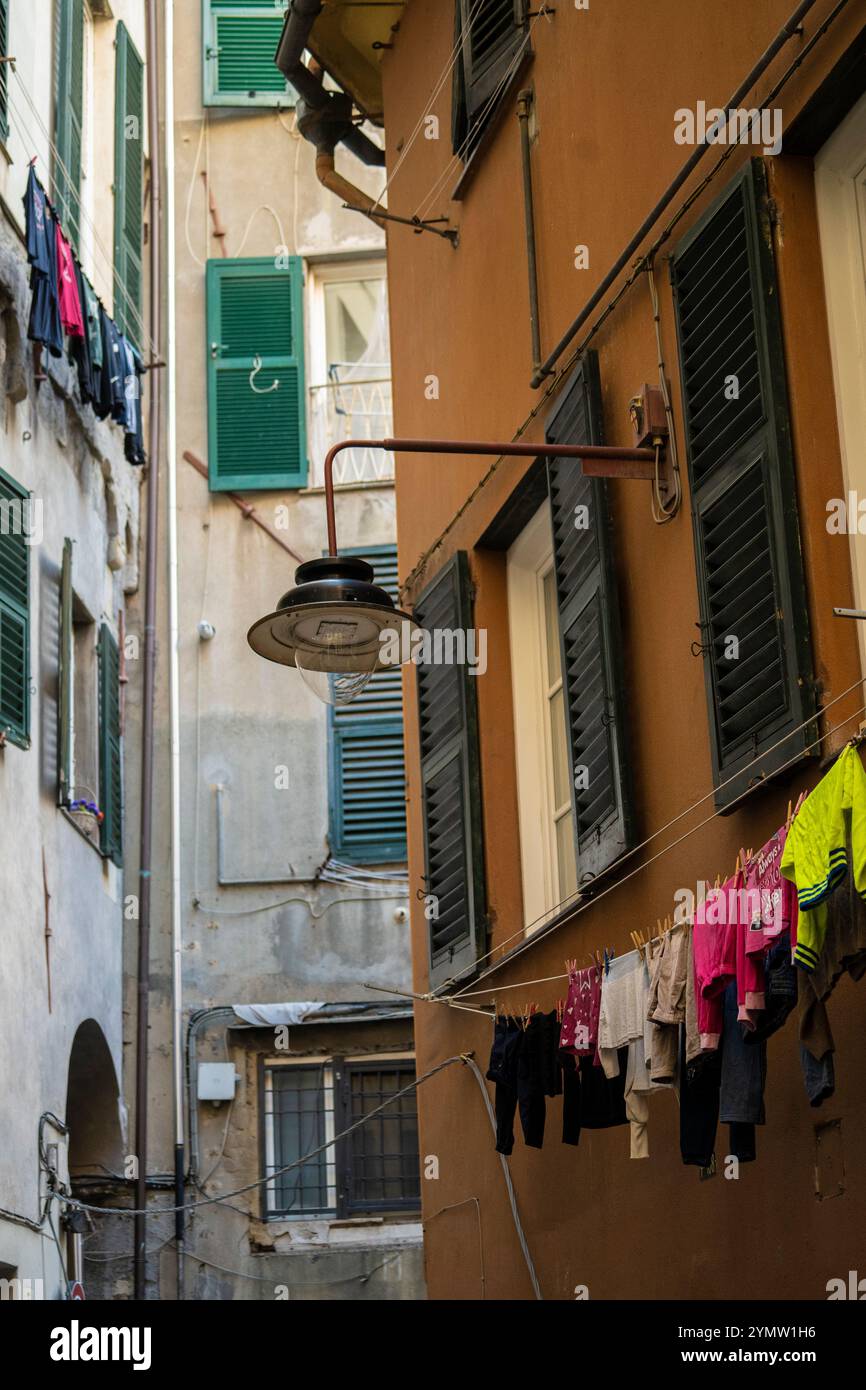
<box><xmin>445</xmin><ymin>688</ymin><xmax>866</xmax><ymax>999</ymax></box>
<box><xmin>359</xmin><ymin>697</ymin><xmax>866</xmax><ymax>1019</ymax></box>
<box><xmin>6</xmin><ymin>68</ymin><xmax>152</xmax><ymax>352</ymax></box>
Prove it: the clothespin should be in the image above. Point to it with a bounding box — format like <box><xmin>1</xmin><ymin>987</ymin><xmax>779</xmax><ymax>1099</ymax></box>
<box><xmin>28</xmin><ymin>155</ymin><xmax>37</xmax><ymax>167</ymax></box>
<box><xmin>786</xmin><ymin>799</ymin><xmax>793</xmax><ymax>829</ymax></box>
<box><xmin>735</xmin><ymin>852</ymin><xmax>741</xmax><ymax>876</ymax></box>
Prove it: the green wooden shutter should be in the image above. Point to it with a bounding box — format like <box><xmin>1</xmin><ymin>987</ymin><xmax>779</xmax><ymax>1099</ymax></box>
<box><xmin>329</xmin><ymin>548</ymin><xmax>407</xmax><ymax>864</ymax></box>
<box><xmin>0</xmin><ymin>466</ymin><xmax>30</xmax><ymax>749</ymax></box>
<box><xmin>415</xmin><ymin>552</ymin><xmax>486</xmax><ymax>988</ymax></box>
<box><xmin>206</xmin><ymin>257</ymin><xmax>307</xmax><ymax>491</ymax></box>
<box><xmin>671</xmin><ymin>160</ymin><xmax>816</xmax><ymax>810</ymax></box>
<box><xmin>98</xmin><ymin>622</ymin><xmax>122</xmax><ymax>863</ymax></box>
<box><xmin>58</xmin><ymin>538</ymin><xmax>73</xmax><ymax>804</ymax></box>
<box><xmin>202</xmin><ymin>0</ymin><xmax>294</xmax><ymax>108</ymax></box>
<box><xmin>0</xmin><ymin>0</ymin><xmax>10</xmax><ymax>144</ymax></box>
<box><xmin>113</xmin><ymin>22</ymin><xmax>144</xmax><ymax>347</ymax></box>
<box><xmin>54</xmin><ymin>0</ymin><xmax>84</xmax><ymax>243</ymax></box>
<box><xmin>546</xmin><ymin>354</ymin><xmax>633</xmax><ymax>885</ymax></box>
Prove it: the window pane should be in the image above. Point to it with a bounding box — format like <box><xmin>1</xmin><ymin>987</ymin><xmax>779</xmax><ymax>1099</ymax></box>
<box><xmin>324</xmin><ymin>278</ymin><xmax>387</xmax><ymax>372</ymax></box>
<box><xmin>269</xmin><ymin>1068</ymin><xmax>332</xmax><ymax>1215</ymax></box>
<box><xmin>550</xmin><ymin>686</ymin><xmax>570</xmax><ymax>810</ymax></box>
<box><xmin>556</xmin><ymin>810</ymin><xmax>578</xmax><ymax>902</ymax></box>
<box><xmin>542</xmin><ymin>566</ymin><xmax>560</xmax><ymax>689</ymax></box>
<box><xmin>347</xmin><ymin>1066</ymin><xmax>420</xmax><ymax>1211</ymax></box>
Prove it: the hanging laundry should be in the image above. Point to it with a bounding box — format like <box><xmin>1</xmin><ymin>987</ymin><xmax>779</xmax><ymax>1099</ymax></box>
<box><xmin>719</xmin><ymin>980</ymin><xmax>766</xmax><ymax>1153</ymax></box>
<box><xmin>69</xmin><ymin>259</ymin><xmax>96</xmax><ymax>404</ymax></box>
<box><xmin>743</xmin><ymin>824</ymin><xmax>798</xmax><ymax>955</ymax></box>
<box><xmin>120</xmin><ymin>338</ymin><xmax>146</xmax><ymax>466</ymax></box>
<box><xmin>645</xmin><ymin>923</ymin><xmax>688</xmax><ymax>1084</ymax></box>
<box><xmin>24</xmin><ymin>164</ymin><xmax>52</xmax><ymax>276</ymax></box>
<box><xmin>56</xmin><ymin>225</ymin><xmax>84</xmax><ymax>338</ymax></box>
<box><xmin>782</xmin><ymin>744</ymin><xmax>866</xmax><ymax>969</ymax></box>
<box><xmin>559</xmin><ymin>963</ymin><xmax>601</xmax><ymax>1057</ymax></box>
<box><xmin>25</xmin><ymin>180</ymin><xmax>63</xmax><ymax>357</ymax></box>
<box><xmin>599</xmin><ymin>952</ymin><xmax>666</xmax><ymax>1159</ymax></box>
<box><xmin>692</xmin><ymin>877</ymin><xmax>738</xmax><ymax>1050</ymax></box>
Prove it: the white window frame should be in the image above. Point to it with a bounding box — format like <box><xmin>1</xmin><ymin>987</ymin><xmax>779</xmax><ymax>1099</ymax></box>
<box><xmin>262</xmin><ymin>1056</ymin><xmax>337</xmax><ymax>1218</ymax></box>
<box><xmin>816</xmin><ymin>92</ymin><xmax>866</xmax><ymax>679</ymax></box>
<box><xmin>507</xmin><ymin>502</ymin><xmax>577</xmax><ymax>933</ymax></box>
<box><xmin>305</xmin><ymin>256</ymin><xmax>388</xmax><ymax>389</ymax></box>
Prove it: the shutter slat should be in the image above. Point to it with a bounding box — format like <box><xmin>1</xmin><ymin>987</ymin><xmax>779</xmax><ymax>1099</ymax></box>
<box><xmin>416</xmin><ymin>553</ymin><xmax>486</xmax><ymax>982</ymax></box>
<box><xmin>207</xmin><ymin>259</ymin><xmax>307</xmax><ymax>491</ymax></box>
<box><xmin>672</xmin><ymin>162</ymin><xmax>816</xmax><ymax>808</ymax></box>
<box><xmin>546</xmin><ymin>354</ymin><xmax>632</xmax><ymax>883</ymax></box>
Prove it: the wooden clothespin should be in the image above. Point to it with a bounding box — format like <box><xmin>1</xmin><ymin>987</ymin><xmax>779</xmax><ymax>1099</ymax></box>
<box><xmin>786</xmin><ymin>799</ymin><xmax>793</xmax><ymax>829</ymax></box>
<box><xmin>735</xmin><ymin>852</ymin><xmax>741</xmax><ymax>876</ymax></box>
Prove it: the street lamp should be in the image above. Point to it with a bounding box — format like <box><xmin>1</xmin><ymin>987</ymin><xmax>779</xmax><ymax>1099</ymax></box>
<box><xmin>247</xmin><ymin>434</ymin><xmax>662</xmax><ymax>703</ymax></box>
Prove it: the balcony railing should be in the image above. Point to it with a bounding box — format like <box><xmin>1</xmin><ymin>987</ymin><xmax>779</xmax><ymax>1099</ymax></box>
<box><xmin>308</xmin><ymin>373</ymin><xmax>394</xmax><ymax>487</ymax></box>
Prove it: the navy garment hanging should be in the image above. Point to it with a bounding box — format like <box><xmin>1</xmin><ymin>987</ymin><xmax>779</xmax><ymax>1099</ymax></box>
<box><xmin>27</xmin><ymin>202</ymin><xmax>63</xmax><ymax>358</ymax></box>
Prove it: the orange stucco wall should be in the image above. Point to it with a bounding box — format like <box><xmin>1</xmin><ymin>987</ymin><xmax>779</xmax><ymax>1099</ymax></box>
<box><xmin>379</xmin><ymin>0</ymin><xmax>866</xmax><ymax>1299</ymax></box>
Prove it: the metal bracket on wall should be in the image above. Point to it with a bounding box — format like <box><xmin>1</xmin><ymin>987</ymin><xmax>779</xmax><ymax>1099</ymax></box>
<box><xmin>341</xmin><ymin>203</ymin><xmax>458</xmax><ymax>245</ymax></box>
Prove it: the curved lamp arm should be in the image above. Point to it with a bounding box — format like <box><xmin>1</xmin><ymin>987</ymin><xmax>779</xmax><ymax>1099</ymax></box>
<box><xmin>323</xmin><ymin>436</ymin><xmax>660</xmax><ymax>557</ymax></box>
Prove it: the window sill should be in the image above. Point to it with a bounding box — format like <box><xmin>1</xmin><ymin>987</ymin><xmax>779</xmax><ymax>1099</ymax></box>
<box><xmin>450</xmin><ymin>50</ymin><xmax>534</xmax><ymax>205</ymax></box>
<box><xmin>60</xmin><ymin>805</ymin><xmax>104</xmax><ymax>856</ymax></box>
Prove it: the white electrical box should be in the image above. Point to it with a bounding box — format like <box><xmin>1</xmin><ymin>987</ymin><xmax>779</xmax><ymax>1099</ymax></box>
<box><xmin>198</xmin><ymin>1062</ymin><xmax>238</xmax><ymax>1101</ymax></box>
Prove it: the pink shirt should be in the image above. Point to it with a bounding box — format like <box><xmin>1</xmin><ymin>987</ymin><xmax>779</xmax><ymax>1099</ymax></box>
<box><xmin>692</xmin><ymin>879</ymin><xmax>738</xmax><ymax>1050</ymax></box>
<box><xmin>743</xmin><ymin>826</ymin><xmax>798</xmax><ymax>956</ymax></box>
<box><xmin>56</xmin><ymin>228</ymin><xmax>84</xmax><ymax>337</ymax></box>
<box><xmin>559</xmin><ymin>966</ymin><xmax>602</xmax><ymax>1060</ymax></box>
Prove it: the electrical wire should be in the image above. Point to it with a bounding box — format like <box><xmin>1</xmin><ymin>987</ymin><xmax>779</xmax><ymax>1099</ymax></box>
<box><xmin>233</xmin><ymin>204</ymin><xmax>289</xmax><ymax>259</ymax></box>
<box><xmin>62</xmin><ymin>1055</ymin><xmax>470</xmax><ymax>1217</ymax></box>
<box><xmin>183</xmin><ymin>116</ymin><xmax>207</xmax><ymax>270</ymax></box>
<box><xmin>413</xmin><ymin>4</ymin><xmax>554</xmax><ymax>224</ymax></box>
<box><xmin>646</xmin><ymin>259</ymin><xmax>683</xmax><ymax>523</ymax></box>
<box><xmin>383</xmin><ymin>670</ymin><xmax>866</xmax><ymax>996</ymax></box>
<box><xmin>448</xmin><ymin>696</ymin><xmax>866</xmax><ymax>1000</ymax></box>
<box><xmin>369</xmin><ymin>0</ymin><xmax>488</xmax><ymax>216</ymax></box>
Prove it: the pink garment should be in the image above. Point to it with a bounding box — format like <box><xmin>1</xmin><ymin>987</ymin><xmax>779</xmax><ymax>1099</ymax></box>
<box><xmin>559</xmin><ymin>965</ymin><xmax>601</xmax><ymax>1060</ymax></box>
<box><xmin>743</xmin><ymin>825</ymin><xmax>798</xmax><ymax>955</ymax></box>
<box><xmin>692</xmin><ymin>878</ymin><xmax>738</xmax><ymax>1050</ymax></box>
<box><xmin>56</xmin><ymin>228</ymin><xmax>84</xmax><ymax>336</ymax></box>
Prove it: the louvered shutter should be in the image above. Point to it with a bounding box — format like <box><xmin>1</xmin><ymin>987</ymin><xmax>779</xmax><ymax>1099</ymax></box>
<box><xmin>329</xmin><ymin>548</ymin><xmax>407</xmax><ymax>864</ymax></box>
<box><xmin>0</xmin><ymin>0</ymin><xmax>10</xmax><ymax>143</ymax></box>
<box><xmin>206</xmin><ymin>257</ymin><xmax>307</xmax><ymax>491</ymax></box>
<box><xmin>415</xmin><ymin>552</ymin><xmax>486</xmax><ymax>987</ymax></box>
<box><xmin>453</xmin><ymin>0</ymin><xmax>527</xmax><ymax>153</ymax></box>
<box><xmin>671</xmin><ymin>160</ymin><xmax>815</xmax><ymax>810</ymax></box>
<box><xmin>203</xmin><ymin>1</ymin><xmax>295</xmax><ymax>108</ymax></box>
<box><xmin>98</xmin><ymin>623</ymin><xmax>123</xmax><ymax>864</ymax></box>
<box><xmin>0</xmin><ymin>468</ymin><xmax>30</xmax><ymax>748</ymax></box>
<box><xmin>58</xmin><ymin>538</ymin><xmax>73</xmax><ymax>804</ymax></box>
<box><xmin>54</xmin><ymin>0</ymin><xmax>84</xmax><ymax>243</ymax></box>
<box><xmin>113</xmin><ymin>23</ymin><xmax>145</xmax><ymax>347</ymax></box>
<box><xmin>546</xmin><ymin>356</ymin><xmax>633</xmax><ymax>884</ymax></box>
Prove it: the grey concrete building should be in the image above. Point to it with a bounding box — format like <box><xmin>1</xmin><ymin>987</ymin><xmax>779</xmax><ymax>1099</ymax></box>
<box><xmin>0</xmin><ymin>0</ymin><xmax>148</xmax><ymax>1302</ymax></box>
<box><xmin>84</xmin><ymin>0</ymin><xmax>420</xmax><ymax>1300</ymax></box>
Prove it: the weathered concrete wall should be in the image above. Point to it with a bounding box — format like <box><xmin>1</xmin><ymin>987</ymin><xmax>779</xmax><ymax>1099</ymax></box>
<box><xmin>105</xmin><ymin>0</ymin><xmax>421</xmax><ymax>1299</ymax></box>
<box><xmin>0</xmin><ymin>0</ymin><xmax>145</xmax><ymax>1300</ymax></box>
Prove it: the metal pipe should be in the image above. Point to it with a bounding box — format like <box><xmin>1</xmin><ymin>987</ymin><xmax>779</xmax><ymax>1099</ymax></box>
<box><xmin>315</xmin><ymin>150</ymin><xmax>387</xmax><ymax>229</ymax></box>
<box><xmin>163</xmin><ymin>0</ymin><xmax>186</xmax><ymax>1304</ymax></box>
<box><xmin>275</xmin><ymin>1</ymin><xmax>385</xmax><ymax>167</ymax></box>
<box><xmin>135</xmin><ymin>0</ymin><xmax>163</xmax><ymax>1301</ymax></box>
<box><xmin>323</xmin><ymin>437</ymin><xmax>658</xmax><ymax>555</ymax></box>
<box><xmin>516</xmin><ymin>89</ymin><xmax>541</xmax><ymax>376</ymax></box>
<box><xmin>529</xmin><ymin>0</ymin><xmax>819</xmax><ymax>388</ymax></box>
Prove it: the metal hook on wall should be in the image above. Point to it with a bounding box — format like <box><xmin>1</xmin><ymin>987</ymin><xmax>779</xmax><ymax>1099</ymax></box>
<box><xmin>249</xmin><ymin>354</ymin><xmax>279</xmax><ymax>395</ymax></box>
